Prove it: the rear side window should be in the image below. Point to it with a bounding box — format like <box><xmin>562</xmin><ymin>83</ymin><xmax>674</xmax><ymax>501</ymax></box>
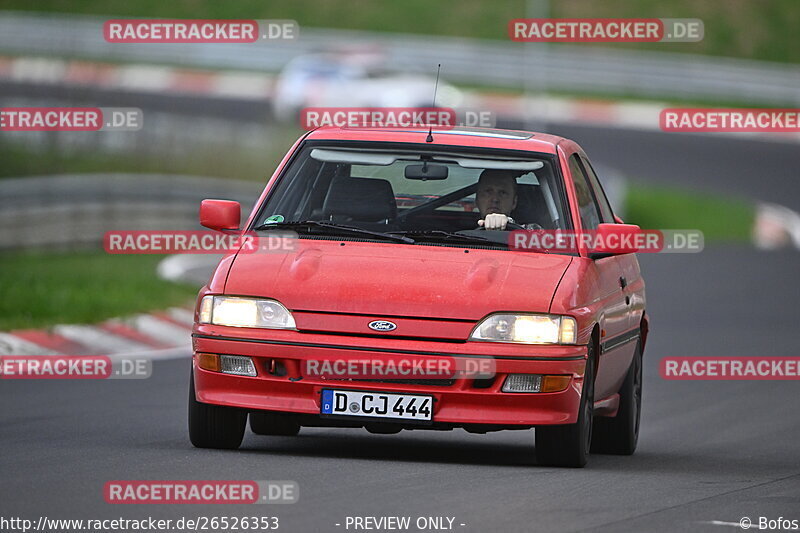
<box><xmin>568</xmin><ymin>154</ymin><xmax>602</xmax><ymax>230</ymax></box>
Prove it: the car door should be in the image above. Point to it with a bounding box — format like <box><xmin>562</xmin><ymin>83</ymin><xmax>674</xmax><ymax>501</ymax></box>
<box><xmin>579</xmin><ymin>154</ymin><xmax>645</xmax><ymax>335</ymax></box>
<box><xmin>566</xmin><ymin>152</ymin><xmax>633</xmax><ymax>400</ymax></box>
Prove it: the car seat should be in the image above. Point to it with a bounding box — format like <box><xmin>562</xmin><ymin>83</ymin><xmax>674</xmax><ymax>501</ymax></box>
<box><xmin>511</xmin><ymin>184</ymin><xmax>556</xmax><ymax>229</ymax></box>
<box><xmin>322</xmin><ymin>176</ymin><xmax>399</xmax><ymax>231</ymax></box>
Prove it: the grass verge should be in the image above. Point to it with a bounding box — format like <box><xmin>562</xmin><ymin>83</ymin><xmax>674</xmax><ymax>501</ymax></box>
<box><xmin>0</xmin><ymin>250</ymin><xmax>199</xmax><ymax>331</ymax></box>
<box><xmin>625</xmin><ymin>182</ymin><xmax>754</xmax><ymax>241</ymax></box>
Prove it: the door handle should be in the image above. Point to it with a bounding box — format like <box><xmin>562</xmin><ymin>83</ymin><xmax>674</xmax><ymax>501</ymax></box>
<box><xmin>619</xmin><ymin>276</ymin><xmax>627</xmax><ymax>289</ymax></box>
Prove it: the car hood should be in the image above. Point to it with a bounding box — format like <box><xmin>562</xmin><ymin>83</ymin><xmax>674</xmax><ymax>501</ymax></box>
<box><xmin>224</xmin><ymin>240</ymin><xmax>572</xmax><ymax>321</ymax></box>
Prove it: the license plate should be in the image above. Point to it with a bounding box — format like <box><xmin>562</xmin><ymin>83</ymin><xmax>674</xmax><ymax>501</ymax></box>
<box><xmin>320</xmin><ymin>389</ymin><xmax>433</xmax><ymax>422</ymax></box>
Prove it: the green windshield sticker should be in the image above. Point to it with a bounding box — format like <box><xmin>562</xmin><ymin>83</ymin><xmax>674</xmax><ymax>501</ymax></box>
<box><xmin>264</xmin><ymin>214</ymin><xmax>285</xmax><ymax>224</ymax></box>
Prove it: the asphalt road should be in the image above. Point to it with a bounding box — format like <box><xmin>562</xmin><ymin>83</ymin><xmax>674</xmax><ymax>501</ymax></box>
<box><xmin>2</xmin><ymin>246</ymin><xmax>798</xmax><ymax>533</ymax></box>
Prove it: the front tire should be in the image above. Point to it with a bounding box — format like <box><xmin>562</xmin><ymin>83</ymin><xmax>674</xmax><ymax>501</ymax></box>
<box><xmin>188</xmin><ymin>372</ymin><xmax>246</xmax><ymax>449</ymax></box>
<box><xmin>535</xmin><ymin>344</ymin><xmax>595</xmax><ymax>468</ymax></box>
<box><xmin>591</xmin><ymin>340</ymin><xmax>643</xmax><ymax>455</ymax></box>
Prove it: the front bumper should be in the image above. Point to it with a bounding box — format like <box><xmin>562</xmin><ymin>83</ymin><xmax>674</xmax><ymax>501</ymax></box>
<box><xmin>192</xmin><ymin>327</ymin><xmax>588</xmax><ymax>426</ymax></box>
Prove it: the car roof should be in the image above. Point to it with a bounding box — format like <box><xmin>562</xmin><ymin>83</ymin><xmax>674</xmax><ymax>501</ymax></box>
<box><xmin>305</xmin><ymin>126</ymin><xmax>565</xmax><ymax>155</ymax></box>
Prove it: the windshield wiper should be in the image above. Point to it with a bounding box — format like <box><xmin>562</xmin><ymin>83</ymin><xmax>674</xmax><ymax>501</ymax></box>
<box><xmin>389</xmin><ymin>230</ymin><xmax>506</xmax><ymax>247</ymax></box>
<box><xmin>253</xmin><ymin>221</ymin><xmax>415</xmax><ymax>244</ymax></box>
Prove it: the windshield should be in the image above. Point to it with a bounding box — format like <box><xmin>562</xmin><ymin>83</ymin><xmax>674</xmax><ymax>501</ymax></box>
<box><xmin>253</xmin><ymin>142</ymin><xmax>569</xmax><ymax>243</ymax></box>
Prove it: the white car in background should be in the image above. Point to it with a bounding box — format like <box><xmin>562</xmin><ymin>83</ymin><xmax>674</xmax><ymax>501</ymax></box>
<box><xmin>272</xmin><ymin>52</ymin><xmax>463</xmax><ymax>122</ymax></box>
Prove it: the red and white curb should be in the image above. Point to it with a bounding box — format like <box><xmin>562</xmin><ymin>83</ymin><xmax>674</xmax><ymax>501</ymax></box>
<box><xmin>0</xmin><ymin>307</ymin><xmax>194</xmax><ymax>358</ymax></box>
<box><xmin>475</xmin><ymin>92</ymin><xmax>800</xmax><ymax>143</ymax></box>
<box><xmin>0</xmin><ymin>55</ymin><xmax>273</xmax><ymax>100</ymax></box>
<box><xmin>3</xmin><ymin>54</ymin><xmax>800</xmax><ymax>143</ymax></box>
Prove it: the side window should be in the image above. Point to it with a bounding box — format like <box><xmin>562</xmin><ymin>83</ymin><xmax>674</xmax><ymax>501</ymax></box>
<box><xmin>568</xmin><ymin>154</ymin><xmax>602</xmax><ymax>230</ymax></box>
<box><xmin>580</xmin><ymin>156</ymin><xmax>615</xmax><ymax>223</ymax></box>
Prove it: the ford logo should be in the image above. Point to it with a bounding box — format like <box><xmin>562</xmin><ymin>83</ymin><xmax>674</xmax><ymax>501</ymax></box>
<box><xmin>368</xmin><ymin>320</ymin><xmax>397</xmax><ymax>332</ymax></box>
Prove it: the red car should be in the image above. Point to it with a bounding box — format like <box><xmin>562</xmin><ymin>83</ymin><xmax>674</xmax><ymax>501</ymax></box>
<box><xmin>189</xmin><ymin>126</ymin><xmax>648</xmax><ymax>467</ymax></box>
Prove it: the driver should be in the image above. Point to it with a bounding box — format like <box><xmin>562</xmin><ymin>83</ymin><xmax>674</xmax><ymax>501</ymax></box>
<box><xmin>476</xmin><ymin>169</ymin><xmax>519</xmax><ymax>230</ymax></box>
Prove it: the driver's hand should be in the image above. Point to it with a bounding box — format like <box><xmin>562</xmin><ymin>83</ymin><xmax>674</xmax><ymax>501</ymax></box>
<box><xmin>478</xmin><ymin>213</ymin><xmax>509</xmax><ymax>230</ymax></box>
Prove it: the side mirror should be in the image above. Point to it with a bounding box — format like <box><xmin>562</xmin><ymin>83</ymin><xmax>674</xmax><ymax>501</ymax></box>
<box><xmin>589</xmin><ymin>222</ymin><xmax>641</xmax><ymax>257</ymax></box>
<box><xmin>200</xmin><ymin>199</ymin><xmax>240</xmax><ymax>231</ymax></box>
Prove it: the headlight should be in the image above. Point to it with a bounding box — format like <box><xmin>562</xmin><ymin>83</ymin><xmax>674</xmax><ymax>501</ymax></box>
<box><xmin>198</xmin><ymin>295</ymin><xmax>296</xmax><ymax>329</ymax></box>
<box><xmin>470</xmin><ymin>314</ymin><xmax>577</xmax><ymax>344</ymax></box>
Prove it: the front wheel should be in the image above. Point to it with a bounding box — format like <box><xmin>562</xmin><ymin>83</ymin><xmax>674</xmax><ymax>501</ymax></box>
<box><xmin>535</xmin><ymin>344</ymin><xmax>595</xmax><ymax>468</ymax></box>
<box><xmin>591</xmin><ymin>340</ymin><xmax>643</xmax><ymax>455</ymax></box>
<box><xmin>188</xmin><ymin>372</ymin><xmax>246</xmax><ymax>449</ymax></box>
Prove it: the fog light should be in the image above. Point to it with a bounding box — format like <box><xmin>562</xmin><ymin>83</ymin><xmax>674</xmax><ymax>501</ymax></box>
<box><xmin>220</xmin><ymin>355</ymin><xmax>257</xmax><ymax>377</ymax></box>
<box><xmin>502</xmin><ymin>374</ymin><xmax>542</xmax><ymax>393</ymax></box>
<box><xmin>197</xmin><ymin>353</ymin><xmax>220</xmax><ymax>372</ymax></box>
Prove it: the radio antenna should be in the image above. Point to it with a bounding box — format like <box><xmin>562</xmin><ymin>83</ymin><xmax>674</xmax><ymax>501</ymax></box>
<box><xmin>426</xmin><ymin>64</ymin><xmax>441</xmax><ymax>143</ymax></box>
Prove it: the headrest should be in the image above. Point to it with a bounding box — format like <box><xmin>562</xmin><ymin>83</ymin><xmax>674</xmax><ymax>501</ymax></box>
<box><xmin>511</xmin><ymin>183</ymin><xmax>553</xmax><ymax>229</ymax></box>
<box><xmin>323</xmin><ymin>177</ymin><xmax>397</xmax><ymax>222</ymax></box>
